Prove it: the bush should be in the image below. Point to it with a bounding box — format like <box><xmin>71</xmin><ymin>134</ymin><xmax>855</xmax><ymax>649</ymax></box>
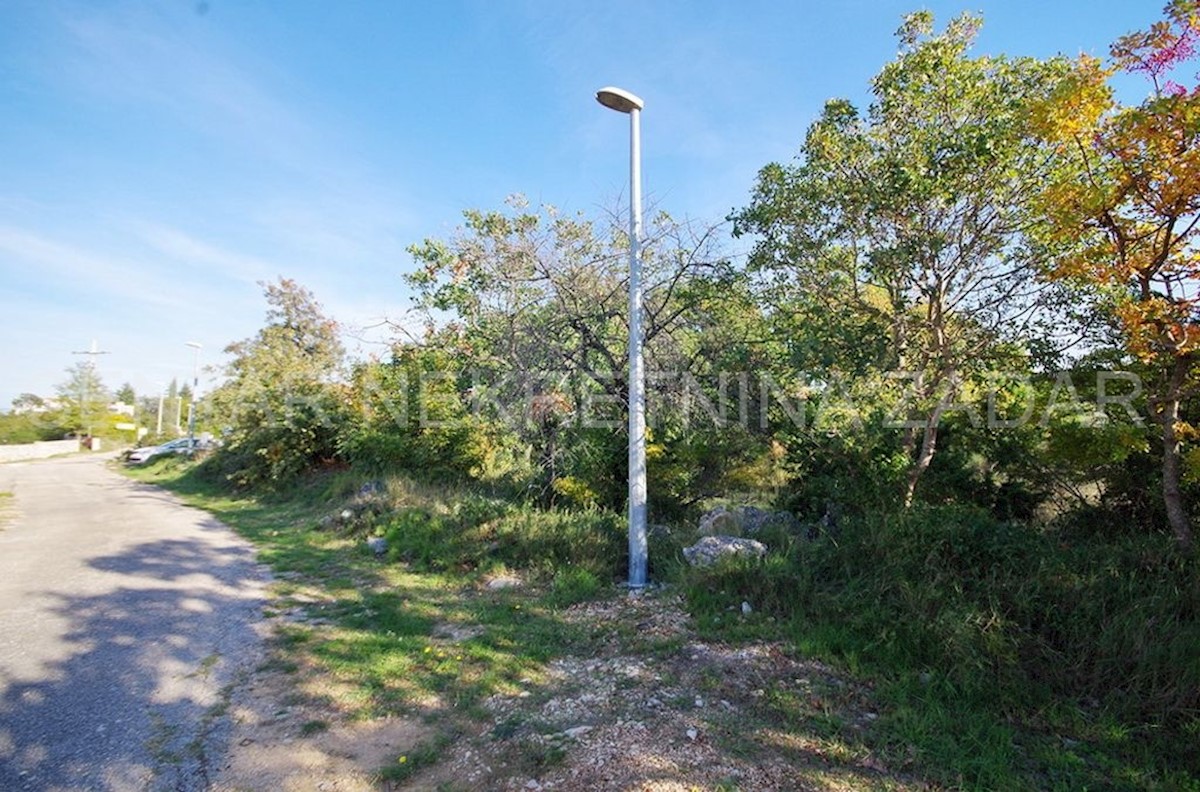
<box><xmin>682</xmin><ymin>505</ymin><xmax>1200</xmax><ymax>756</ymax></box>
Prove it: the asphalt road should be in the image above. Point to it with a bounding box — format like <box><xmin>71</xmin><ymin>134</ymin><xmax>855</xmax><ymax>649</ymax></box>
<box><xmin>0</xmin><ymin>454</ymin><xmax>270</xmax><ymax>791</ymax></box>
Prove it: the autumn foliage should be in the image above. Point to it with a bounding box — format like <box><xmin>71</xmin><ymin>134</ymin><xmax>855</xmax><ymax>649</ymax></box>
<box><xmin>1036</xmin><ymin>0</ymin><xmax>1200</xmax><ymax>549</ymax></box>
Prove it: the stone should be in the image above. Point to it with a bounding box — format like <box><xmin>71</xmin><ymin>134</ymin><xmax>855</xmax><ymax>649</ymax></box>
<box><xmin>741</xmin><ymin>600</ymin><xmax>753</xmax><ymax>615</ymax></box>
<box><xmin>366</xmin><ymin>536</ymin><xmax>388</xmax><ymax>555</ymax></box>
<box><xmin>697</xmin><ymin>505</ymin><xmax>800</xmax><ymax>538</ymax></box>
<box><xmin>487</xmin><ymin>575</ymin><xmax>523</xmax><ymax>590</ymax></box>
<box><xmin>734</xmin><ymin>506</ymin><xmax>799</xmax><ymax>535</ymax></box>
<box><xmin>682</xmin><ymin>535</ymin><xmax>767</xmax><ymax>568</ymax></box>
<box><xmin>697</xmin><ymin>507</ymin><xmax>741</xmax><ymax>537</ymax></box>
<box><xmin>686</xmin><ymin>728</ymin><xmax>698</xmax><ymax>741</ymax></box>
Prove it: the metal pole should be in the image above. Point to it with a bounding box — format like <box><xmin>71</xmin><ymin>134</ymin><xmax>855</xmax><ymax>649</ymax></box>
<box><xmin>185</xmin><ymin>342</ymin><xmax>202</xmax><ymax>444</ymax></box>
<box><xmin>188</xmin><ymin>350</ymin><xmax>199</xmax><ymax>444</ymax></box>
<box><xmin>627</xmin><ymin>106</ymin><xmax>647</xmax><ymax>589</ymax></box>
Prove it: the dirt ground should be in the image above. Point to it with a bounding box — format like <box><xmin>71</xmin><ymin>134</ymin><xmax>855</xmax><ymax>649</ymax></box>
<box><xmin>211</xmin><ymin>623</ymin><xmax>430</xmax><ymax>792</ymax></box>
<box><xmin>211</xmin><ymin>590</ymin><xmax>927</xmax><ymax>792</ymax></box>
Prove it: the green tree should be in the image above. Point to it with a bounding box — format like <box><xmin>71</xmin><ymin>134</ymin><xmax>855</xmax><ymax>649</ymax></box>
<box><xmin>206</xmin><ymin>278</ymin><xmax>346</xmax><ymax>487</ymax></box>
<box><xmin>734</xmin><ymin>12</ymin><xmax>1072</xmax><ymax>506</ymax></box>
<box><xmin>55</xmin><ymin>362</ymin><xmax>109</xmax><ymax>437</ymax></box>
<box><xmin>11</xmin><ymin>393</ymin><xmax>46</xmax><ymax>413</ymax></box>
<box><xmin>115</xmin><ymin>382</ymin><xmax>136</xmax><ymax>405</ymax></box>
<box><xmin>404</xmin><ymin>196</ymin><xmax>747</xmax><ymax>508</ymax></box>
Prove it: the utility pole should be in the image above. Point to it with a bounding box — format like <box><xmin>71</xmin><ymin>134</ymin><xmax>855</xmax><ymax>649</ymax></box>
<box><xmin>71</xmin><ymin>340</ymin><xmax>110</xmax><ymax>442</ymax></box>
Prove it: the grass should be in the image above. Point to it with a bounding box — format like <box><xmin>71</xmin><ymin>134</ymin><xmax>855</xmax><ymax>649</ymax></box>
<box><xmin>122</xmin><ymin>458</ymin><xmax>1199</xmax><ymax>790</ymax></box>
<box><xmin>680</xmin><ymin>508</ymin><xmax>1200</xmax><ymax>791</ymax></box>
<box><xmin>121</xmin><ymin>457</ymin><xmax>602</xmax><ymax>735</ymax></box>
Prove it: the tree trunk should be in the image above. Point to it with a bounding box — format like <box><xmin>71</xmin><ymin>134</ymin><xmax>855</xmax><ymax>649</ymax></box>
<box><xmin>903</xmin><ymin>419</ymin><xmax>941</xmax><ymax>508</ymax></box>
<box><xmin>1159</xmin><ymin>356</ymin><xmax>1195</xmax><ymax>552</ymax></box>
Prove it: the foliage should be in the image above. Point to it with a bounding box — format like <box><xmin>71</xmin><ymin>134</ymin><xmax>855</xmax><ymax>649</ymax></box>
<box><xmin>683</xmin><ymin>506</ymin><xmax>1200</xmax><ymax>786</ymax></box>
<box><xmin>734</xmin><ymin>12</ymin><xmax>1074</xmax><ymax>506</ymax></box>
<box><xmin>404</xmin><ymin>196</ymin><xmax>762</xmax><ymax>513</ymax></box>
<box><xmin>109</xmin><ymin>7</ymin><xmax>1200</xmax><ymax>787</ymax></box>
<box><xmin>202</xmin><ymin>278</ymin><xmax>347</xmax><ymax>488</ymax></box>
<box><xmin>0</xmin><ymin>411</ymin><xmax>68</xmax><ymax>444</ymax></box>
<box><xmin>55</xmin><ymin>361</ymin><xmax>110</xmax><ymax>437</ymax></box>
<box><xmin>114</xmin><ymin>382</ymin><xmax>136</xmax><ymax>405</ymax></box>
<box><xmin>1034</xmin><ymin>0</ymin><xmax>1200</xmax><ymax>549</ymax></box>
<box><xmin>381</xmin><ymin>498</ymin><xmax>626</xmax><ymax>584</ymax></box>
<box><xmin>339</xmin><ymin>344</ymin><xmax>528</xmax><ymax>484</ymax></box>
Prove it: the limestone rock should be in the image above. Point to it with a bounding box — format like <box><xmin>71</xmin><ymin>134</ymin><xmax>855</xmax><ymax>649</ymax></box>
<box><xmin>682</xmin><ymin>535</ymin><xmax>767</xmax><ymax>568</ymax></box>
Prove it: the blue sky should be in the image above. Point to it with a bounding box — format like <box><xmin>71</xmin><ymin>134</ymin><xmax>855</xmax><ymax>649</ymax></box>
<box><xmin>0</xmin><ymin>0</ymin><xmax>1166</xmax><ymax>410</ymax></box>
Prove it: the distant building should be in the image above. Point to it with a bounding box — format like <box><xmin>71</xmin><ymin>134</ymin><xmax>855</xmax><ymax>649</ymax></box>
<box><xmin>109</xmin><ymin>401</ymin><xmax>135</xmax><ymax>417</ymax></box>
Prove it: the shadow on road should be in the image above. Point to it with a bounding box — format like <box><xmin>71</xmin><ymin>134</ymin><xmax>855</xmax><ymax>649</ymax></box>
<box><xmin>0</xmin><ymin>534</ymin><xmax>267</xmax><ymax>791</ymax></box>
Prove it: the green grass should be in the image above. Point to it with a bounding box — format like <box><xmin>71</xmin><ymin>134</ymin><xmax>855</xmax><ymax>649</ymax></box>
<box><xmin>123</xmin><ymin>458</ymin><xmax>1199</xmax><ymax>790</ymax></box>
<box><xmin>121</xmin><ymin>457</ymin><xmax>603</xmax><ymax>730</ymax></box>
<box><xmin>680</xmin><ymin>507</ymin><xmax>1200</xmax><ymax>791</ymax></box>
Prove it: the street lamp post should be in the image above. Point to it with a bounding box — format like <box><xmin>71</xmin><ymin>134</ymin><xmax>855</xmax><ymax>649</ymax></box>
<box><xmin>596</xmin><ymin>86</ymin><xmax>648</xmax><ymax>589</ymax></box>
<box><xmin>185</xmin><ymin>342</ymin><xmax>202</xmax><ymax>444</ymax></box>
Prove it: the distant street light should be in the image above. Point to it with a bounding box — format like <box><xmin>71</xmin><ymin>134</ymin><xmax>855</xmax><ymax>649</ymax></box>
<box><xmin>596</xmin><ymin>85</ymin><xmax>648</xmax><ymax>589</ymax></box>
<box><xmin>185</xmin><ymin>342</ymin><xmax>202</xmax><ymax>444</ymax></box>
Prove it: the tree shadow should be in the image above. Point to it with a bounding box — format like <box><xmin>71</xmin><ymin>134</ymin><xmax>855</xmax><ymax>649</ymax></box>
<box><xmin>0</xmin><ymin>535</ymin><xmax>267</xmax><ymax>791</ymax></box>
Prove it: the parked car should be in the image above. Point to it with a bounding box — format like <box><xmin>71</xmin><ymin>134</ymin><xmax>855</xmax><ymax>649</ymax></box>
<box><xmin>126</xmin><ymin>438</ymin><xmax>206</xmax><ymax>465</ymax></box>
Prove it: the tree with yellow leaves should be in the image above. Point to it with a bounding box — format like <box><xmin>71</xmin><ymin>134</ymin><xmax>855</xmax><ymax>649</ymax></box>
<box><xmin>1036</xmin><ymin>0</ymin><xmax>1200</xmax><ymax>550</ymax></box>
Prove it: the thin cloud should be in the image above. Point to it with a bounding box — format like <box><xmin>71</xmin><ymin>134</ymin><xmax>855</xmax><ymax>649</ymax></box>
<box><xmin>0</xmin><ymin>226</ymin><xmax>188</xmax><ymax>311</ymax></box>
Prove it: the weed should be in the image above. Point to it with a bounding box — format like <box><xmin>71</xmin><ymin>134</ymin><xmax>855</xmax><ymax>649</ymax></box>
<box><xmin>680</xmin><ymin>504</ymin><xmax>1200</xmax><ymax>788</ymax></box>
<box><xmin>376</xmin><ymin>732</ymin><xmax>453</xmax><ymax>783</ymax></box>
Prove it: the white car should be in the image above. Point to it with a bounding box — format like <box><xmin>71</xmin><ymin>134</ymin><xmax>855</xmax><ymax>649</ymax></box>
<box><xmin>126</xmin><ymin>438</ymin><xmax>201</xmax><ymax>465</ymax></box>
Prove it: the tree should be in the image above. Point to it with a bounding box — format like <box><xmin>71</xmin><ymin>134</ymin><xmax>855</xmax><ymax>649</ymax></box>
<box><xmin>55</xmin><ymin>362</ymin><xmax>109</xmax><ymax>437</ymax></box>
<box><xmin>11</xmin><ymin>393</ymin><xmax>46</xmax><ymax>414</ymax></box>
<box><xmin>403</xmin><ymin>196</ymin><xmax>744</xmax><ymax>507</ymax></box>
<box><xmin>1033</xmin><ymin>0</ymin><xmax>1200</xmax><ymax>550</ymax></box>
<box><xmin>206</xmin><ymin>278</ymin><xmax>346</xmax><ymax>486</ymax></box>
<box><xmin>115</xmin><ymin>382</ymin><xmax>136</xmax><ymax>405</ymax></box>
<box><xmin>734</xmin><ymin>12</ymin><xmax>1071</xmax><ymax>506</ymax></box>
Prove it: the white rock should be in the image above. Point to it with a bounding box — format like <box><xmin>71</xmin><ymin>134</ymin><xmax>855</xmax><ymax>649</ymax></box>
<box><xmin>682</xmin><ymin>535</ymin><xmax>768</xmax><ymax>568</ymax></box>
<box><xmin>741</xmin><ymin>600</ymin><xmax>753</xmax><ymax>615</ymax></box>
<box><xmin>686</xmin><ymin>728</ymin><xmax>698</xmax><ymax>741</ymax></box>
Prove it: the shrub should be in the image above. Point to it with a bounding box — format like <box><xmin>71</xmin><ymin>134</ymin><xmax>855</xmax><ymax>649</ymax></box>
<box><xmin>682</xmin><ymin>505</ymin><xmax>1200</xmax><ymax>744</ymax></box>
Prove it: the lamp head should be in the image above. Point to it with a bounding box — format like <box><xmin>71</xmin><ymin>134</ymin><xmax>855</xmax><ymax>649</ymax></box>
<box><xmin>596</xmin><ymin>86</ymin><xmax>643</xmax><ymax>114</ymax></box>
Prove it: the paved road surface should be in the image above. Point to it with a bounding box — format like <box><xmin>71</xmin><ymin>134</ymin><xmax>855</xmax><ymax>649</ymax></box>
<box><xmin>0</xmin><ymin>454</ymin><xmax>269</xmax><ymax>791</ymax></box>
